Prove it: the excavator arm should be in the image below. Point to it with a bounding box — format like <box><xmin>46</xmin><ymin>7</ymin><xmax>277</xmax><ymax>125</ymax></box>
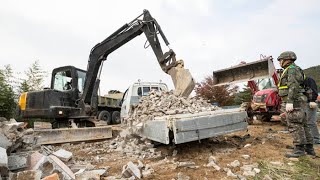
<box><xmin>80</xmin><ymin>10</ymin><xmax>195</xmax><ymax>113</ymax></box>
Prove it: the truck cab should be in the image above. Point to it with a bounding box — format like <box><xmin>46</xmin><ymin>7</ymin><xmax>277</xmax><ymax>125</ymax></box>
<box><xmin>120</xmin><ymin>82</ymin><xmax>168</xmax><ymax>121</ymax></box>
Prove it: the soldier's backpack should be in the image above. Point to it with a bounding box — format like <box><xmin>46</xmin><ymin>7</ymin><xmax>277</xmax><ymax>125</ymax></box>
<box><xmin>302</xmin><ymin>76</ymin><xmax>317</xmax><ymax>102</ymax></box>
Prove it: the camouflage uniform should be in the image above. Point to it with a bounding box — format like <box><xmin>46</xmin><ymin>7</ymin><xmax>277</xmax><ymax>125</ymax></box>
<box><xmin>278</xmin><ymin>62</ymin><xmax>313</xmax><ymax>146</ymax></box>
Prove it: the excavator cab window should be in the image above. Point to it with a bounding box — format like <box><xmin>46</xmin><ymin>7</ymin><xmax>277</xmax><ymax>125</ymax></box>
<box><xmin>53</xmin><ymin>70</ymin><xmax>73</xmax><ymax>91</ymax></box>
<box><xmin>77</xmin><ymin>70</ymin><xmax>86</xmax><ymax>93</ymax></box>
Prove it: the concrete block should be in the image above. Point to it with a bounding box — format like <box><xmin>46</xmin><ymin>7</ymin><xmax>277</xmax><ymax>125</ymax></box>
<box><xmin>53</xmin><ymin>149</ymin><xmax>72</xmax><ymax>162</ymax></box>
<box><xmin>75</xmin><ymin>169</ymin><xmax>107</xmax><ymax>180</ymax></box>
<box><xmin>8</xmin><ymin>152</ymin><xmax>30</xmax><ymax>170</ymax></box>
<box><xmin>17</xmin><ymin>170</ymin><xmax>42</xmax><ymax>180</ymax></box>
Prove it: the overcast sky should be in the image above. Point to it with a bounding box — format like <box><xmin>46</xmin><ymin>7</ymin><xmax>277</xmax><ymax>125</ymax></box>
<box><xmin>1</xmin><ymin>0</ymin><xmax>319</xmax><ymax>94</ymax></box>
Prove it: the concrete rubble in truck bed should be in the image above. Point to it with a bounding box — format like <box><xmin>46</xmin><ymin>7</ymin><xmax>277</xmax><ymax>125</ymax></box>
<box><xmin>123</xmin><ymin>89</ymin><xmax>220</xmax><ymax>127</ymax></box>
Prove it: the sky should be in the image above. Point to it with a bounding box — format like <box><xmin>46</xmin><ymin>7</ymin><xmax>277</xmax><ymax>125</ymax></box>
<box><xmin>1</xmin><ymin>0</ymin><xmax>320</xmax><ymax>94</ymax></box>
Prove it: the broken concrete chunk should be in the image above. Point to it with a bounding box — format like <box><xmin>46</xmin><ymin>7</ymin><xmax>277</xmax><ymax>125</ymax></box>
<box><xmin>8</xmin><ymin>152</ymin><xmax>30</xmax><ymax>170</ymax></box>
<box><xmin>270</xmin><ymin>161</ymin><xmax>283</xmax><ymax>166</ymax></box>
<box><xmin>244</xmin><ymin>144</ymin><xmax>251</xmax><ymax>148</ymax></box>
<box><xmin>240</xmin><ymin>165</ymin><xmax>254</xmax><ymax>172</ymax></box>
<box><xmin>172</xmin><ymin>150</ymin><xmax>178</xmax><ymax>157</ymax></box>
<box><xmin>253</xmin><ymin>168</ymin><xmax>261</xmax><ymax>174</ymax></box>
<box><xmin>0</xmin><ymin>133</ymin><xmax>12</xmax><ymax>149</ymax></box>
<box><xmin>208</xmin><ymin>155</ymin><xmax>217</xmax><ymax>163</ymax></box>
<box><xmin>177</xmin><ymin>161</ymin><xmax>198</xmax><ymax>169</ymax></box>
<box><xmin>226</xmin><ymin>169</ymin><xmax>237</xmax><ymax>178</ymax></box>
<box><xmin>29</xmin><ymin>151</ymin><xmax>46</xmax><ymax>170</ymax></box>
<box><xmin>0</xmin><ymin>117</ymin><xmax>7</xmax><ymax>122</ymax></box>
<box><xmin>205</xmin><ymin>161</ymin><xmax>221</xmax><ymax>171</ymax></box>
<box><xmin>122</xmin><ymin>161</ymin><xmax>141</xmax><ymax>179</ymax></box>
<box><xmin>75</xmin><ymin>169</ymin><xmax>107</xmax><ymax>180</ymax></box>
<box><xmin>243</xmin><ymin>170</ymin><xmax>256</xmax><ymax>177</ymax></box>
<box><xmin>0</xmin><ymin>147</ymin><xmax>8</xmax><ymax>176</ymax></box>
<box><xmin>53</xmin><ymin>149</ymin><xmax>73</xmax><ymax>162</ymax></box>
<box><xmin>241</xmin><ymin>155</ymin><xmax>250</xmax><ymax>160</ymax></box>
<box><xmin>16</xmin><ymin>170</ymin><xmax>42</xmax><ymax>180</ymax></box>
<box><xmin>36</xmin><ymin>155</ymin><xmax>75</xmax><ymax>180</ymax></box>
<box><xmin>230</xmin><ymin>160</ymin><xmax>240</xmax><ymax>168</ymax></box>
<box><xmin>177</xmin><ymin>172</ymin><xmax>190</xmax><ymax>180</ymax></box>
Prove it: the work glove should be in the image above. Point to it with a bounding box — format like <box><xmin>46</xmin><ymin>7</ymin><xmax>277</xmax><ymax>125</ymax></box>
<box><xmin>286</xmin><ymin>103</ymin><xmax>294</xmax><ymax>112</ymax></box>
<box><xmin>309</xmin><ymin>102</ymin><xmax>318</xmax><ymax>109</ymax></box>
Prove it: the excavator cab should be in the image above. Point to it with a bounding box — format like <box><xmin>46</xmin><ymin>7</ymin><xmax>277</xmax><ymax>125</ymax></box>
<box><xmin>51</xmin><ymin>66</ymin><xmax>86</xmax><ymax>93</ymax></box>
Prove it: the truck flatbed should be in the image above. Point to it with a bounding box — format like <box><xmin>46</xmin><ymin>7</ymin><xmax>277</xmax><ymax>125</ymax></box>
<box><xmin>138</xmin><ymin>108</ymin><xmax>248</xmax><ymax>144</ymax></box>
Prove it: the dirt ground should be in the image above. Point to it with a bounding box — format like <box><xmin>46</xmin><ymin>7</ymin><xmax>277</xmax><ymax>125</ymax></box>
<box><xmin>52</xmin><ymin>118</ymin><xmax>320</xmax><ymax>179</ymax></box>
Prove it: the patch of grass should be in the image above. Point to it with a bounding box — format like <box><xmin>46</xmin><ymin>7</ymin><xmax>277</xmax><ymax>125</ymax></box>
<box><xmin>292</xmin><ymin>156</ymin><xmax>320</xmax><ymax>180</ymax></box>
<box><xmin>256</xmin><ymin>161</ymin><xmax>293</xmax><ymax>179</ymax></box>
<box><xmin>256</xmin><ymin>157</ymin><xmax>320</xmax><ymax>180</ymax></box>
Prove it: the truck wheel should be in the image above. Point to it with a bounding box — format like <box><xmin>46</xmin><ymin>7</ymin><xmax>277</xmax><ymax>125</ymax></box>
<box><xmin>112</xmin><ymin>111</ymin><xmax>121</xmax><ymax>124</ymax></box>
<box><xmin>98</xmin><ymin>111</ymin><xmax>112</xmax><ymax>125</ymax></box>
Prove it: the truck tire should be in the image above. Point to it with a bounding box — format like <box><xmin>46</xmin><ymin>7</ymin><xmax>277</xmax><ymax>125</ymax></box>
<box><xmin>98</xmin><ymin>111</ymin><xmax>112</xmax><ymax>125</ymax></box>
<box><xmin>112</xmin><ymin>111</ymin><xmax>121</xmax><ymax>124</ymax></box>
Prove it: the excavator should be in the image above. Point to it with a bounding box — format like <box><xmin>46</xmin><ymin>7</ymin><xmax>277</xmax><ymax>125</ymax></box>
<box><xmin>17</xmin><ymin>10</ymin><xmax>195</xmax><ymax>144</ymax></box>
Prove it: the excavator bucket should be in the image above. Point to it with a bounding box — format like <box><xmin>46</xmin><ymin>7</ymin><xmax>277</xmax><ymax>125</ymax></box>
<box><xmin>212</xmin><ymin>56</ymin><xmax>275</xmax><ymax>86</ymax></box>
<box><xmin>167</xmin><ymin>60</ymin><xmax>195</xmax><ymax>97</ymax></box>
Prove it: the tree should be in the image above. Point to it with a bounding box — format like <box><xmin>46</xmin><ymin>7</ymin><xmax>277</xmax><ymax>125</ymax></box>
<box><xmin>19</xmin><ymin>60</ymin><xmax>47</xmax><ymax>93</ymax></box>
<box><xmin>195</xmin><ymin>75</ymin><xmax>238</xmax><ymax>106</ymax></box>
<box><xmin>233</xmin><ymin>84</ymin><xmax>253</xmax><ymax>105</ymax></box>
<box><xmin>0</xmin><ymin>65</ymin><xmax>16</xmax><ymax>118</ymax></box>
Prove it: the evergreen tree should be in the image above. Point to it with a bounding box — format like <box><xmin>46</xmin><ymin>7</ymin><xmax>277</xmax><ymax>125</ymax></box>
<box><xmin>0</xmin><ymin>66</ymin><xmax>16</xmax><ymax>118</ymax></box>
<box><xmin>233</xmin><ymin>84</ymin><xmax>253</xmax><ymax>105</ymax></box>
<box><xmin>19</xmin><ymin>60</ymin><xmax>47</xmax><ymax>93</ymax></box>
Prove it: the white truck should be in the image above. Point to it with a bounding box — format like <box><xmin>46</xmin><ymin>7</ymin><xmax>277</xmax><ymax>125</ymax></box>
<box><xmin>120</xmin><ymin>81</ymin><xmax>248</xmax><ymax>145</ymax></box>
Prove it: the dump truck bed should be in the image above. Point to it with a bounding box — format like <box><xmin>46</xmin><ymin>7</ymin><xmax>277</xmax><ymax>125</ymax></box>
<box><xmin>139</xmin><ymin>108</ymin><xmax>248</xmax><ymax>144</ymax></box>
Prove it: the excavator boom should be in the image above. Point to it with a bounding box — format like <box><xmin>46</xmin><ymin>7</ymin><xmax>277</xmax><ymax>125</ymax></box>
<box><xmin>81</xmin><ymin>9</ymin><xmax>195</xmax><ymax>113</ymax></box>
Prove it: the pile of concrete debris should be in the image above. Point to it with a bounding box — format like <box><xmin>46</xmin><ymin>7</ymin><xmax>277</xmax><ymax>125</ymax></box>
<box><xmin>0</xmin><ymin>117</ymin><xmax>36</xmax><ymax>177</ymax></box>
<box><xmin>124</xmin><ymin>90</ymin><xmax>219</xmax><ymax>126</ymax></box>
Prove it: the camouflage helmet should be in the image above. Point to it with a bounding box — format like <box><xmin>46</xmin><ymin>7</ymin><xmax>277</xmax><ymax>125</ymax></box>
<box><xmin>277</xmin><ymin>51</ymin><xmax>297</xmax><ymax>61</ymax></box>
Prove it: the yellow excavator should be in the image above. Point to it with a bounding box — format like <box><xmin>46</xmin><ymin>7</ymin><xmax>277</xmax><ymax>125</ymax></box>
<box><xmin>17</xmin><ymin>10</ymin><xmax>195</xmax><ymax>144</ymax></box>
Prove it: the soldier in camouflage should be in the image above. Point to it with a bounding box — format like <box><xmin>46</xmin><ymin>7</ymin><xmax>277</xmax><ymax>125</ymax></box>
<box><xmin>277</xmin><ymin>51</ymin><xmax>316</xmax><ymax>157</ymax></box>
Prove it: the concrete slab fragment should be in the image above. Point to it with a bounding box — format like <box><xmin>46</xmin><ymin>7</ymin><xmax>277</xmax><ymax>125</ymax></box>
<box><xmin>29</xmin><ymin>151</ymin><xmax>46</xmax><ymax>170</ymax></box>
<box><xmin>53</xmin><ymin>149</ymin><xmax>72</xmax><ymax>162</ymax></box>
<box><xmin>0</xmin><ymin>147</ymin><xmax>8</xmax><ymax>176</ymax></box>
<box><xmin>0</xmin><ymin>133</ymin><xmax>12</xmax><ymax>149</ymax></box>
<box><xmin>122</xmin><ymin>161</ymin><xmax>141</xmax><ymax>179</ymax></box>
<box><xmin>47</xmin><ymin>155</ymin><xmax>75</xmax><ymax>180</ymax></box>
<box><xmin>75</xmin><ymin>169</ymin><xmax>107</xmax><ymax>180</ymax></box>
<box><xmin>8</xmin><ymin>152</ymin><xmax>30</xmax><ymax>170</ymax></box>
